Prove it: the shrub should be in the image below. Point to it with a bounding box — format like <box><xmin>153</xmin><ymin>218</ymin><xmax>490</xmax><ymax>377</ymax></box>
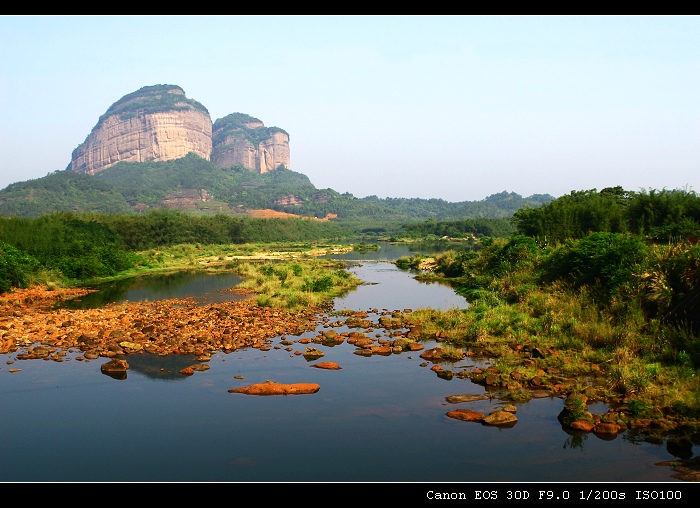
<box><xmin>0</xmin><ymin>243</ymin><xmax>40</xmax><ymax>293</ymax></box>
<box><xmin>541</xmin><ymin>233</ymin><xmax>645</xmax><ymax>304</ymax></box>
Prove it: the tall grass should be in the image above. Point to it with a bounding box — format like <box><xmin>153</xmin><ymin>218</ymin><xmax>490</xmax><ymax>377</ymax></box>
<box><xmin>403</xmin><ymin>234</ymin><xmax>700</xmax><ymax>419</ymax></box>
<box><xmin>234</xmin><ymin>259</ymin><xmax>361</xmax><ymax>311</ymax></box>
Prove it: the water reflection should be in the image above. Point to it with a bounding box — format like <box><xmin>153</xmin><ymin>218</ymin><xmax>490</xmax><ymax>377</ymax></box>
<box><xmin>321</xmin><ymin>240</ymin><xmax>455</xmax><ymax>261</ymax></box>
<box><xmin>333</xmin><ymin>262</ymin><xmax>467</xmax><ymax>312</ymax></box>
<box><xmin>123</xmin><ymin>353</ymin><xmax>200</xmax><ymax>381</ymax></box>
<box><xmin>58</xmin><ymin>270</ymin><xmax>247</xmax><ymax>309</ymax></box>
<box><xmin>57</xmin><ymin>241</ymin><xmax>465</xmax><ymax>312</ymax></box>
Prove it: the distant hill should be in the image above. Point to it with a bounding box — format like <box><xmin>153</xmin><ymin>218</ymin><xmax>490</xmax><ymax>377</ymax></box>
<box><xmin>0</xmin><ymin>153</ymin><xmax>553</xmax><ymax>221</ymax></box>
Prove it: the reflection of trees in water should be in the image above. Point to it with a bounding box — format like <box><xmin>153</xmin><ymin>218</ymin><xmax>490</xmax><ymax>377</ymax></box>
<box><xmin>59</xmin><ymin>278</ymin><xmax>136</xmax><ymax>309</ymax></box>
<box><xmin>623</xmin><ymin>431</ymin><xmax>650</xmax><ymax>446</ymax></box>
<box><xmin>57</xmin><ymin>270</ymin><xmax>244</xmax><ymax>310</ymax></box>
<box><xmin>121</xmin><ymin>353</ymin><xmax>199</xmax><ymax>381</ymax></box>
<box><xmin>563</xmin><ymin>431</ymin><xmax>588</xmax><ymax>450</ymax></box>
<box><xmin>625</xmin><ymin>429</ymin><xmax>694</xmax><ymax>459</ymax></box>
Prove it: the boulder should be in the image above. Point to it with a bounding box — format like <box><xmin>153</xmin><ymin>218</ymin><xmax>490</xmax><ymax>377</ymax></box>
<box><xmin>228</xmin><ymin>380</ymin><xmax>320</xmax><ymax>396</ymax></box>
<box><xmin>483</xmin><ymin>410</ymin><xmax>518</xmax><ymax>426</ymax></box>
<box><xmin>446</xmin><ymin>409</ymin><xmax>485</xmax><ymax>422</ymax></box>
<box><xmin>100</xmin><ymin>358</ymin><xmax>129</xmax><ymax>380</ymax></box>
<box><xmin>311</xmin><ymin>362</ymin><xmax>341</xmax><ymax>370</ymax></box>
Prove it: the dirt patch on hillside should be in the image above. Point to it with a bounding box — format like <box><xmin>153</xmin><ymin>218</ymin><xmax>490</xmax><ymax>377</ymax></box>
<box><xmin>246</xmin><ymin>209</ymin><xmax>302</xmax><ymax>219</ymax></box>
<box><xmin>246</xmin><ymin>209</ymin><xmax>335</xmax><ymax>221</ymax></box>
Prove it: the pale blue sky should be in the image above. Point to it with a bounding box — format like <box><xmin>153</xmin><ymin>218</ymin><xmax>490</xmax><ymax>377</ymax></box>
<box><xmin>1</xmin><ymin>15</ymin><xmax>698</xmax><ymax>202</ymax></box>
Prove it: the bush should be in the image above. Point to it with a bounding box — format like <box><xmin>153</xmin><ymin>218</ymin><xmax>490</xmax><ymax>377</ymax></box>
<box><xmin>541</xmin><ymin>233</ymin><xmax>645</xmax><ymax>303</ymax></box>
<box><xmin>0</xmin><ymin>243</ymin><xmax>40</xmax><ymax>293</ymax></box>
<box><xmin>303</xmin><ymin>275</ymin><xmax>334</xmax><ymax>293</ymax></box>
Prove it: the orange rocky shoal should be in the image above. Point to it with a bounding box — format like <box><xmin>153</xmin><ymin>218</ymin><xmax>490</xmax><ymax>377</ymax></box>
<box><xmin>0</xmin><ymin>287</ymin><xmax>425</xmax><ymax>365</ymax></box>
<box><xmin>0</xmin><ymin>286</ymin><xmax>322</xmax><ymax>358</ymax></box>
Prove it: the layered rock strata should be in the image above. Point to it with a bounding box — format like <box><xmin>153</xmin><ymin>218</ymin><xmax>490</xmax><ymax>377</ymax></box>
<box><xmin>71</xmin><ymin>85</ymin><xmax>213</xmax><ymax>175</ymax></box>
<box><xmin>70</xmin><ymin>87</ymin><xmax>290</xmax><ymax>176</ymax></box>
<box><xmin>211</xmin><ymin>114</ymin><xmax>290</xmax><ymax>173</ymax></box>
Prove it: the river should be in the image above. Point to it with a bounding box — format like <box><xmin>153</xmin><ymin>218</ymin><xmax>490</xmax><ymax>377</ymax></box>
<box><xmin>0</xmin><ymin>242</ymin><xmax>696</xmax><ymax>483</ymax></box>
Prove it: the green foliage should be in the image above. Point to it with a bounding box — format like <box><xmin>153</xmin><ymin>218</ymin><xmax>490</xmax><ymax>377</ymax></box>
<box><xmin>540</xmin><ymin>233</ymin><xmax>645</xmax><ymax>303</ymax></box>
<box><xmin>0</xmin><ymin>212</ymin><xmax>137</xmax><ymax>283</ymax></box>
<box><xmin>236</xmin><ymin>258</ymin><xmax>361</xmax><ymax>310</ymax></box>
<box><xmin>302</xmin><ymin>275</ymin><xmax>334</xmax><ymax>293</ymax></box>
<box><xmin>486</xmin><ymin>234</ymin><xmax>539</xmax><ymax>276</ymax></box>
<box><xmin>0</xmin><ymin>242</ymin><xmax>40</xmax><ymax>293</ymax></box>
<box><xmin>626</xmin><ymin>188</ymin><xmax>700</xmax><ymax>242</ymax></box>
<box><xmin>0</xmin><ymin>170</ymin><xmax>134</xmax><ymax>216</ymax></box>
<box><xmin>638</xmin><ymin>243</ymin><xmax>700</xmax><ymax>320</ymax></box>
<box><xmin>401</xmin><ymin>217</ymin><xmax>516</xmax><ymax>239</ymax></box>
<box><xmin>353</xmin><ymin>242</ymin><xmax>380</xmax><ymax>252</ymax></box>
<box><xmin>628</xmin><ymin>398</ymin><xmax>653</xmax><ymax>417</ymax></box>
<box><xmin>660</xmin><ymin>324</ymin><xmax>700</xmax><ymax>369</ymax></box>
<box><xmin>564</xmin><ymin>393</ymin><xmax>591</xmax><ymax>421</ymax></box>
<box><xmin>395</xmin><ymin>255</ymin><xmax>423</xmax><ymax>270</ymax></box>
<box><xmin>93</xmin><ymin>84</ymin><xmax>209</xmax><ymax>130</ymax></box>
<box><xmin>436</xmin><ymin>250</ymin><xmax>475</xmax><ymax>277</ymax></box>
<box><xmin>511</xmin><ymin>186</ymin><xmax>700</xmax><ymax>244</ymax></box>
<box><xmin>0</xmin><ymin>154</ymin><xmax>554</xmax><ymax>225</ymax></box>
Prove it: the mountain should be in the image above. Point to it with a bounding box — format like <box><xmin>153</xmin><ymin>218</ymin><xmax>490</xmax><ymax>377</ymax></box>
<box><xmin>69</xmin><ymin>84</ymin><xmax>289</xmax><ymax>176</ymax></box>
<box><xmin>0</xmin><ymin>83</ymin><xmax>553</xmax><ymax>220</ymax></box>
<box><xmin>211</xmin><ymin>113</ymin><xmax>289</xmax><ymax>174</ymax></box>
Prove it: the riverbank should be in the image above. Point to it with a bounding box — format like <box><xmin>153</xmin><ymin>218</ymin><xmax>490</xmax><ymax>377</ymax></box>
<box><xmin>2</xmin><ymin>241</ymin><xmax>700</xmax><ymax>481</ymax></box>
<box><xmin>3</xmin><ymin>280</ymin><xmax>700</xmax><ymax>481</ymax></box>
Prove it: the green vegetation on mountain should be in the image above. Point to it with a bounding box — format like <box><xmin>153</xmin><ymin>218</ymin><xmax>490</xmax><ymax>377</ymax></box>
<box><xmin>96</xmin><ymin>84</ymin><xmax>209</xmax><ymax>127</ymax></box>
<box><xmin>70</xmin><ymin>85</ymin><xmax>210</xmax><ymax>163</ymax></box>
<box><xmin>0</xmin><ymin>170</ymin><xmax>135</xmax><ymax>216</ymax></box>
<box><xmin>0</xmin><ymin>154</ymin><xmax>554</xmax><ymax>221</ymax></box>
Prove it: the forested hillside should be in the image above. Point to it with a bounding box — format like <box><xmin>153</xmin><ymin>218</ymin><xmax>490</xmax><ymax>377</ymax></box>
<box><xmin>0</xmin><ymin>153</ymin><xmax>553</xmax><ymax>221</ymax></box>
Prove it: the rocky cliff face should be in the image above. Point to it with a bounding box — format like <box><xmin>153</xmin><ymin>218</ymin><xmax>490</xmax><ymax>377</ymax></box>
<box><xmin>71</xmin><ymin>85</ymin><xmax>213</xmax><ymax>175</ymax></box>
<box><xmin>210</xmin><ymin>114</ymin><xmax>290</xmax><ymax>174</ymax></box>
<box><xmin>70</xmin><ymin>86</ymin><xmax>289</xmax><ymax>176</ymax></box>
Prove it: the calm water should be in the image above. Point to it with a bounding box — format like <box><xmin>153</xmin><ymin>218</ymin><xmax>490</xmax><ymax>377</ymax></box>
<box><xmin>58</xmin><ymin>270</ymin><xmax>248</xmax><ymax>309</ymax></box>
<box><xmin>0</xmin><ymin>242</ymin><xmax>696</xmax><ymax>482</ymax></box>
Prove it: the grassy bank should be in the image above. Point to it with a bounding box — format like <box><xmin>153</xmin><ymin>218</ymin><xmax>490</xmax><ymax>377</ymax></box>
<box><xmin>394</xmin><ymin>235</ymin><xmax>700</xmax><ymax>433</ymax></box>
<box><xmin>68</xmin><ymin>242</ymin><xmax>362</xmax><ymax>312</ymax></box>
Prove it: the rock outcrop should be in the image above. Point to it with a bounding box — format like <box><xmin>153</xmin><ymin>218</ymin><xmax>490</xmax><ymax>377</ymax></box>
<box><xmin>71</xmin><ymin>85</ymin><xmax>213</xmax><ymax>175</ymax></box>
<box><xmin>69</xmin><ymin>86</ymin><xmax>290</xmax><ymax>176</ymax></box>
<box><xmin>211</xmin><ymin>113</ymin><xmax>290</xmax><ymax>173</ymax></box>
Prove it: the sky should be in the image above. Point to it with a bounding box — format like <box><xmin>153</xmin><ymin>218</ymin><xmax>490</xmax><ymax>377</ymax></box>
<box><xmin>1</xmin><ymin>15</ymin><xmax>698</xmax><ymax>203</ymax></box>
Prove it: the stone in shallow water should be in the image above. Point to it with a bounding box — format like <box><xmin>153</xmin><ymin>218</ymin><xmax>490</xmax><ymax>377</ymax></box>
<box><xmin>483</xmin><ymin>410</ymin><xmax>518</xmax><ymax>427</ymax></box>
<box><xmin>302</xmin><ymin>347</ymin><xmax>325</xmax><ymax>359</ymax></box>
<box><xmin>100</xmin><ymin>358</ymin><xmax>129</xmax><ymax>380</ymax></box>
<box><xmin>445</xmin><ymin>394</ymin><xmax>490</xmax><ymax>404</ymax></box>
<box><xmin>311</xmin><ymin>361</ymin><xmax>341</xmax><ymax>370</ymax></box>
<box><xmin>228</xmin><ymin>380</ymin><xmax>320</xmax><ymax>396</ymax></box>
<box><xmin>446</xmin><ymin>409</ymin><xmax>484</xmax><ymax>422</ymax></box>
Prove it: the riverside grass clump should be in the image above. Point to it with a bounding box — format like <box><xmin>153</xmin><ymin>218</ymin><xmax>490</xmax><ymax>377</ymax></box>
<box><xmin>233</xmin><ymin>258</ymin><xmax>362</xmax><ymax>311</ymax></box>
<box><xmin>400</xmin><ymin>232</ymin><xmax>700</xmax><ymax>423</ymax></box>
